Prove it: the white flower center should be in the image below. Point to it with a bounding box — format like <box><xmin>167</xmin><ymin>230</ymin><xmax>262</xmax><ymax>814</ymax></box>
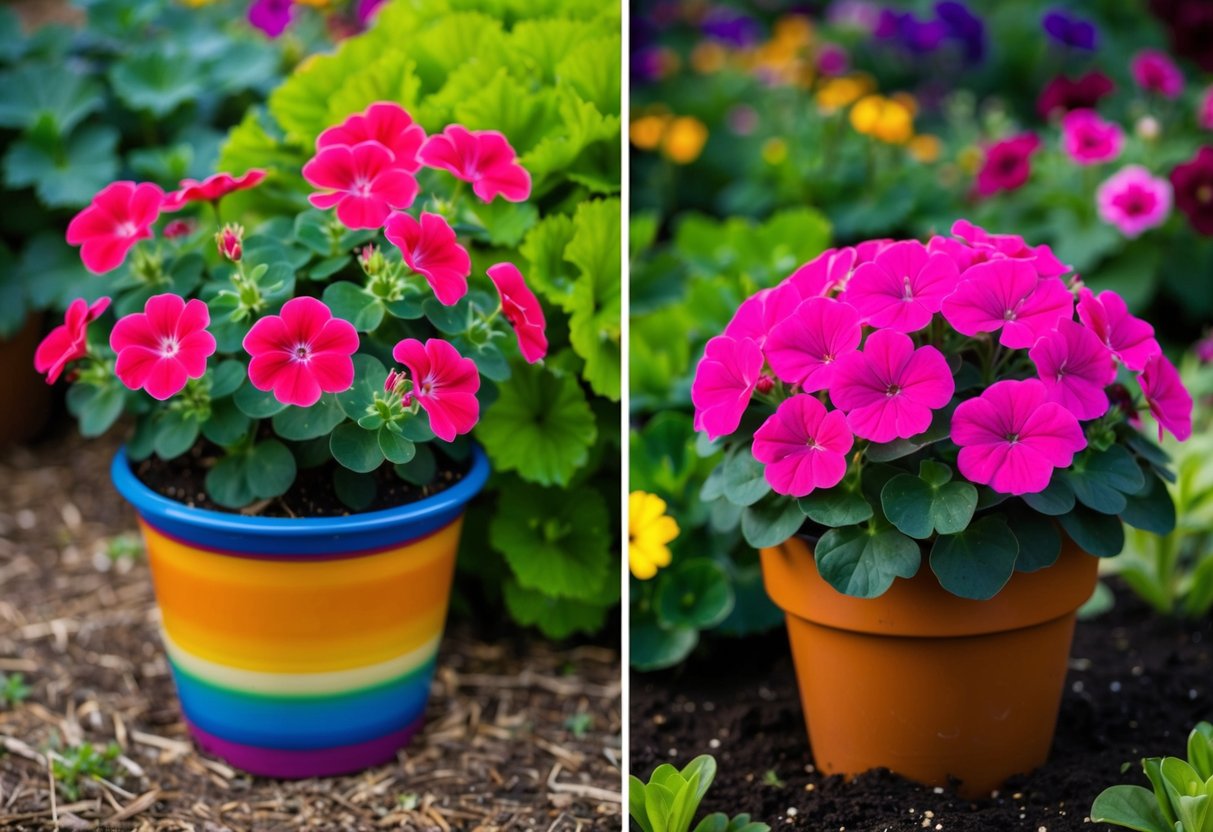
<box><xmin>293</xmin><ymin>343</ymin><xmax>311</xmax><ymax>362</ymax></box>
<box><xmin>159</xmin><ymin>337</ymin><xmax>179</xmax><ymax>358</ymax></box>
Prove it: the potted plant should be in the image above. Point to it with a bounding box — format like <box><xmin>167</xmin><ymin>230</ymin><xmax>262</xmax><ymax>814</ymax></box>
<box><xmin>690</xmin><ymin>221</ymin><xmax>1193</xmax><ymax>797</ymax></box>
<box><xmin>36</xmin><ymin>100</ymin><xmax>548</xmax><ymax>778</ymax></box>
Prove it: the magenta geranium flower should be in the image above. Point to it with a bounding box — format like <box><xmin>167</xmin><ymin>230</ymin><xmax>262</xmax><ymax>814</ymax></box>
<box><xmin>302</xmin><ymin>141</ymin><xmax>419</xmax><ymax>229</ymax></box>
<box><xmin>1028</xmin><ymin>318</ymin><xmax>1116</xmax><ymax>420</ymax></box>
<box><xmin>418</xmin><ymin>125</ymin><xmax>531</xmax><ymax>203</ymax></box>
<box><xmin>248</xmin><ymin>0</ymin><xmax>292</xmax><ymax>37</ymax></box>
<box><xmin>691</xmin><ymin>336</ymin><xmax>764</xmax><ymax>440</ymax></box>
<box><xmin>317</xmin><ymin>102</ymin><xmax>426</xmax><ymax>173</ymax></box>
<box><xmin>751</xmin><ymin>395</ymin><xmax>853</xmax><ymax>497</ymax></box>
<box><xmin>383</xmin><ymin>211</ymin><xmax>471</xmax><ymax>306</ymax></box>
<box><xmin>976</xmin><ymin>133</ymin><xmax>1040</xmax><ymax>197</ymax></box>
<box><xmin>723</xmin><ymin>283</ymin><xmax>803</xmax><ymax>348</ymax></box>
<box><xmin>854</xmin><ymin>238</ymin><xmax>893</xmax><ymax>264</ymax></box>
<box><xmin>829</xmin><ymin>330</ymin><xmax>954</xmax><ymax>443</ymax></box>
<box><xmin>110</xmin><ymin>294</ymin><xmax>216</xmax><ymax>401</ymax></box>
<box><xmin>1061</xmin><ymin>109</ymin><xmax>1124</xmax><ymax>165</ymax></box>
<box><xmin>941</xmin><ymin>260</ymin><xmax>1073</xmax><ymax>349</ymax></box>
<box><xmin>1131</xmin><ymin>49</ymin><xmax>1184</xmax><ymax>99</ymax></box>
<box><xmin>1138</xmin><ymin>353</ymin><xmax>1193</xmax><ymax>441</ymax></box>
<box><xmin>34</xmin><ymin>297</ymin><xmax>110</xmax><ymax>384</ymax></box>
<box><xmin>392</xmin><ymin>338</ymin><xmax>480</xmax><ymax>441</ymax></box>
<box><xmin>1036</xmin><ymin>71</ymin><xmax>1115</xmax><ymax>118</ymax></box>
<box><xmin>162</xmin><ymin>170</ymin><xmax>267</xmax><ymax>211</ymax></box>
<box><xmin>765</xmin><ymin>297</ymin><xmax>862</xmax><ymax>391</ymax></box>
<box><xmin>243</xmin><ymin>297</ymin><xmax>359</xmax><ymax>407</ymax></box>
<box><xmin>1200</xmin><ymin>88</ymin><xmax>1213</xmax><ymax>130</ymax></box>
<box><xmin>66</xmin><ymin>181</ymin><xmax>164</xmax><ymax>274</ymax></box>
<box><xmin>1075</xmin><ymin>288</ymin><xmax>1160</xmax><ymax>371</ymax></box>
<box><xmin>841</xmin><ymin>240</ymin><xmax>960</xmax><ymax>332</ymax></box>
<box><xmin>486</xmin><ymin>262</ymin><xmax>547</xmax><ymax>364</ymax></box>
<box><xmin>786</xmin><ymin>247</ymin><xmax>856</xmax><ymax>297</ymax></box>
<box><xmin>1096</xmin><ymin>165</ymin><xmax>1172</xmax><ymax>238</ymax></box>
<box><xmin>948</xmin><ymin>220</ymin><xmax>1070</xmax><ymax>277</ymax></box>
<box><xmin>951</xmin><ymin>379</ymin><xmax>1087</xmax><ymax>495</ymax></box>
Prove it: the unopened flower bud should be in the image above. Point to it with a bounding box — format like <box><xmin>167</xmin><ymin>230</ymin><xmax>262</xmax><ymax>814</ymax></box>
<box><xmin>755</xmin><ymin>374</ymin><xmax>776</xmax><ymax>395</ymax></box>
<box><xmin>384</xmin><ymin>368</ymin><xmax>403</xmax><ymax>394</ymax></box>
<box><xmin>360</xmin><ymin>244</ymin><xmax>387</xmax><ymax>277</ymax></box>
<box><xmin>1135</xmin><ymin>115</ymin><xmax>1160</xmax><ymax>142</ymax></box>
<box><xmin>216</xmin><ymin>223</ymin><xmax>244</xmax><ymax>262</ymax></box>
<box><xmin>163</xmin><ymin>218</ymin><xmax>196</xmax><ymax>240</ymax></box>
<box><xmin>1107</xmin><ymin>382</ymin><xmax>1135</xmax><ymax>418</ymax></box>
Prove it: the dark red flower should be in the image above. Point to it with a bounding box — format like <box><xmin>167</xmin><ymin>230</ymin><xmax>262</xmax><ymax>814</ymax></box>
<box><xmin>1150</xmin><ymin>0</ymin><xmax>1213</xmax><ymax>72</ymax></box>
<box><xmin>162</xmin><ymin>170</ymin><xmax>267</xmax><ymax>211</ymax></box>
<box><xmin>1036</xmin><ymin>72</ymin><xmax>1114</xmax><ymax>119</ymax></box>
<box><xmin>975</xmin><ymin>133</ymin><xmax>1041</xmax><ymax>197</ymax></box>
<box><xmin>1170</xmin><ymin>147</ymin><xmax>1213</xmax><ymax>235</ymax></box>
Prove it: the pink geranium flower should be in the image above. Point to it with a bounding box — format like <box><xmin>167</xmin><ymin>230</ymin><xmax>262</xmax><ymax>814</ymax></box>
<box><xmin>854</xmin><ymin>238</ymin><xmax>893</xmax><ymax>264</ymax></box>
<box><xmin>751</xmin><ymin>395</ymin><xmax>854</xmax><ymax>497</ymax></box>
<box><xmin>941</xmin><ymin>260</ymin><xmax>1073</xmax><ymax>349</ymax></box>
<box><xmin>1131</xmin><ymin>49</ymin><xmax>1184</xmax><ymax>99</ymax></box>
<box><xmin>302</xmin><ymin>141</ymin><xmax>419</xmax><ymax>229</ymax></box>
<box><xmin>951</xmin><ymin>379</ymin><xmax>1087</xmax><ymax>495</ymax></box>
<box><xmin>392</xmin><ymin>338</ymin><xmax>480</xmax><ymax>441</ymax></box>
<box><xmin>1075</xmin><ymin>287</ymin><xmax>1160</xmax><ymax>371</ymax></box>
<box><xmin>486</xmin><ymin>262</ymin><xmax>547</xmax><ymax>364</ymax></box>
<box><xmin>786</xmin><ymin>247</ymin><xmax>857</xmax><ymax>297</ymax></box>
<box><xmin>1029</xmin><ymin>318</ymin><xmax>1117</xmax><ymax>420</ymax></box>
<box><xmin>1061</xmin><ymin>109</ymin><xmax>1124</xmax><ymax>165</ymax></box>
<box><xmin>841</xmin><ymin>240</ymin><xmax>960</xmax><ymax>332</ymax></box>
<box><xmin>691</xmin><ymin>336</ymin><xmax>764</xmax><ymax>440</ymax></box>
<box><xmin>162</xmin><ymin>170</ymin><xmax>267</xmax><ymax>211</ymax></box>
<box><xmin>383</xmin><ymin>211</ymin><xmax>471</xmax><ymax>306</ymax></box>
<box><xmin>950</xmin><ymin>220</ymin><xmax>1070</xmax><ymax>277</ymax></box>
<box><xmin>243</xmin><ymin>297</ymin><xmax>359</xmax><ymax>407</ymax></box>
<box><xmin>317</xmin><ymin>102</ymin><xmax>426</xmax><ymax>173</ymax></box>
<box><xmin>976</xmin><ymin>133</ymin><xmax>1040</xmax><ymax>197</ymax></box>
<box><xmin>765</xmin><ymin>297</ymin><xmax>862</xmax><ymax>391</ymax></box>
<box><xmin>1138</xmin><ymin>353</ymin><xmax>1193</xmax><ymax>441</ymax></box>
<box><xmin>829</xmin><ymin>330</ymin><xmax>954</xmax><ymax>443</ymax></box>
<box><xmin>1200</xmin><ymin>87</ymin><xmax>1213</xmax><ymax>130</ymax></box>
<box><xmin>34</xmin><ymin>297</ymin><xmax>110</xmax><ymax>384</ymax></box>
<box><xmin>110</xmin><ymin>294</ymin><xmax>216</xmax><ymax>401</ymax></box>
<box><xmin>66</xmin><ymin>181</ymin><xmax>164</xmax><ymax>274</ymax></box>
<box><xmin>418</xmin><ymin>125</ymin><xmax>531</xmax><ymax>203</ymax></box>
<box><xmin>1096</xmin><ymin>165</ymin><xmax>1172</xmax><ymax>238</ymax></box>
<box><xmin>723</xmin><ymin>283</ymin><xmax>803</xmax><ymax>348</ymax></box>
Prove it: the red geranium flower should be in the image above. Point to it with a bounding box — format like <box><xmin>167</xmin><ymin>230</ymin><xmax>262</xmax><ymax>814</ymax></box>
<box><xmin>1036</xmin><ymin>71</ymin><xmax>1114</xmax><ymax>118</ymax></box>
<box><xmin>110</xmin><ymin>293</ymin><xmax>216</xmax><ymax>400</ymax></box>
<box><xmin>317</xmin><ymin>102</ymin><xmax>426</xmax><ymax>173</ymax></box>
<box><xmin>392</xmin><ymin>338</ymin><xmax>480</xmax><ymax>442</ymax></box>
<box><xmin>418</xmin><ymin>125</ymin><xmax>531</xmax><ymax>203</ymax></box>
<box><xmin>34</xmin><ymin>297</ymin><xmax>111</xmax><ymax>383</ymax></box>
<box><xmin>975</xmin><ymin>133</ymin><xmax>1040</xmax><ymax>197</ymax></box>
<box><xmin>243</xmin><ymin>297</ymin><xmax>359</xmax><ymax>408</ymax></box>
<box><xmin>383</xmin><ymin>211</ymin><xmax>471</xmax><ymax>305</ymax></box>
<box><xmin>303</xmin><ymin>141</ymin><xmax>419</xmax><ymax>229</ymax></box>
<box><xmin>1170</xmin><ymin>146</ymin><xmax>1213</xmax><ymax>235</ymax></box>
<box><xmin>162</xmin><ymin>170</ymin><xmax>267</xmax><ymax>211</ymax></box>
<box><xmin>66</xmin><ymin>181</ymin><xmax>164</xmax><ymax>274</ymax></box>
<box><xmin>486</xmin><ymin>262</ymin><xmax>548</xmax><ymax>363</ymax></box>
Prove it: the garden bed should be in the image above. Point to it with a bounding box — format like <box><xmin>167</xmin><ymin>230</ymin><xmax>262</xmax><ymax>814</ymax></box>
<box><xmin>631</xmin><ymin>586</ymin><xmax>1212</xmax><ymax>832</ymax></box>
<box><xmin>0</xmin><ymin>429</ymin><xmax>622</xmax><ymax>831</ymax></box>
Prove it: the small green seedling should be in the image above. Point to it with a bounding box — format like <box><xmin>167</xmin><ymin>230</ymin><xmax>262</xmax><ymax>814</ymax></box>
<box><xmin>761</xmin><ymin>770</ymin><xmax>785</xmax><ymax>788</ymax></box>
<box><xmin>1092</xmin><ymin>721</ymin><xmax>1213</xmax><ymax>832</ymax></box>
<box><xmin>51</xmin><ymin>742</ymin><xmax>121</xmax><ymax>801</ymax></box>
<box><xmin>629</xmin><ymin>754</ymin><xmax>770</xmax><ymax>832</ymax></box>
<box><xmin>105</xmin><ymin>533</ymin><xmax>143</xmax><ymax>561</ymax></box>
<box><xmin>565</xmin><ymin>712</ymin><xmax>594</xmax><ymax>738</ymax></box>
<box><xmin>0</xmin><ymin>673</ymin><xmax>31</xmax><ymax>708</ymax></box>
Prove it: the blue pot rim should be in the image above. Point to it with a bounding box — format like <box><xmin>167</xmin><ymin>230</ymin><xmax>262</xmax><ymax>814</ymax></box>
<box><xmin>110</xmin><ymin>444</ymin><xmax>490</xmax><ymax>539</ymax></box>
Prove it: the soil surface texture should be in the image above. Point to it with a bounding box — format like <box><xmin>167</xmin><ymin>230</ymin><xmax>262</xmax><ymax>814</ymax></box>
<box><xmin>631</xmin><ymin>584</ymin><xmax>1212</xmax><ymax>832</ymax></box>
<box><xmin>0</xmin><ymin>429</ymin><xmax>622</xmax><ymax>831</ymax></box>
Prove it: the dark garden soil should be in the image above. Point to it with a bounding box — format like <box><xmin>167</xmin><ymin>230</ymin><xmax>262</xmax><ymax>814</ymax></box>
<box><xmin>631</xmin><ymin>585</ymin><xmax>1213</xmax><ymax>832</ymax></box>
<box><xmin>0</xmin><ymin>429</ymin><xmax>622</xmax><ymax>831</ymax></box>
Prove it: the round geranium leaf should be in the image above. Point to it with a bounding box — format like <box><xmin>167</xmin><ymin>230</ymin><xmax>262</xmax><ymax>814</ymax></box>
<box><xmin>322</xmin><ymin>281</ymin><xmax>384</xmax><ymax>333</ymax></box>
<box><xmin>930</xmin><ymin>516</ymin><xmax>1019</xmax><ymax>600</ymax></box>
<box><xmin>336</xmin><ymin>354</ymin><xmax>388</xmax><ymax>421</ymax></box>
<box><xmin>655</xmin><ymin>559</ymin><xmax>735</xmax><ymax>630</ymax></box>
<box><xmin>377</xmin><ymin>426</ymin><xmax>416</xmax><ymax>464</ymax></box>
<box><xmin>1063</xmin><ymin>445</ymin><xmax>1146</xmax><ymax>516</ymax></box>
<box><xmin>881</xmin><ymin>462</ymin><xmax>977</xmax><ymax>540</ymax></box>
<box><xmin>152</xmin><ymin>410</ymin><xmax>199</xmax><ymax>461</ymax></box>
<box><xmin>394</xmin><ymin>443</ymin><xmax>436</xmax><ymax>485</ymax></box>
<box><xmin>1005</xmin><ymin>502</ymin><xmax>1063</xmax><ymax>572</ymax></box>
<box><xmin>722</xmin><ymin>445</ymin><xmax>770</xmax><ymax>507</ymax></box>
<box><xmin>741</xmin><ymin>496</ymin><xmax>805</xmax><ymax>548</ymax></box>
<box><xmin>205</xmin><ymin>453</ymin><xmax>254</xmax><ymax>509</ymax></box>
<box><xmin>234</xmin><ymin>383</ymin><xmax>288</xmax><ymax>419</ymax></box>
<box><xmin>201</xmin><ymin>399</ymin><xmax>251</xmax><ymax>448</ymax></box>
<box><xmin>1059</xmin><ymin>504</ymin><xmax>1126</xmax><ymax>557</ymax></box>
<box><xmin>271</xmin><ymin>394</ymin><xmax>346</xmax><ymax>441</ymax></box>
<box><xmin>629</xmin><ymin>612</ymin><xmax>699</xmax><ymax>672</ymax></box>
<box><xmin>1120</xmin><ymin>470</ymin><xmax>1177</xmax><ymax>536</ymax></box>
<box><xmin>1022</xmin><ymin>476</ymin><xmax>1076</xmax><ymax>516</ymax></box>
<box><xmin>209</xmin><ymin>360</ymin><xmax>246</xmax><ymax>399</ymax></box>
<box><xmin>247</xmin><ymin>439</ymin><xmax>296</xmax><ymax>500</ymax></box>
<box><xmin>815</xmin><ymin>525</ymin><xmax>921</xmax><ymax>598</ymax></box>
<box><xmin>798</xmin><ymin>488</ymin><xmax>873</xmax><ymax>527</ymax></box>
<box><xmin>66</xmin><ymin>382</ymin><xmax>126</xmax><ymax>438</ymax></box>
<box><xmin>330</xmin><ymin>422</ymin><xmax>385</xmax><ymax>473</ymax></box>
<box><xmin>333</xmin><ymin>467</ymin><xmax>376</xmax><ymax>512</ymax></box>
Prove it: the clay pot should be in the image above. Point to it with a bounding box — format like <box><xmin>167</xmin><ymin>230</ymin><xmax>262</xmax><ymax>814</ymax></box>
<box><xmin>0</xmin><ymin>315</ymin><xmax>52</xmax><ymax>445</ymax></box>
<box><xmin>760</xmin><ymin>535</ymin><xmax>1099</xmax><ymax>798</ymax></box>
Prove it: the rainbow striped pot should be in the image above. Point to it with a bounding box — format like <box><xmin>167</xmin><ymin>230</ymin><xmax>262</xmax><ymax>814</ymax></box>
<box><xmin>110</xmin><ymin>447</ymin><xmax>489</xmax><ymax>779</ymax></box>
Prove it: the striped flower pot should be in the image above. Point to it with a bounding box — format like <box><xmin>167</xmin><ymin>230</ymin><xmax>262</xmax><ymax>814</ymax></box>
<box><xmin>111</xmin><ymin>447</ymin><xmax>489</xmax><ymax>779</ymax></box>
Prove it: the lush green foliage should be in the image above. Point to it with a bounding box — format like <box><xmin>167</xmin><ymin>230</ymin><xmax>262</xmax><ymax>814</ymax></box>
<box><xmin>0</xmin><ymin>672</ymin><xmax>30</xmax><ymax>708</ymax></box>
<box><xmin>51</xmin><ymin>740</ymin><xmax>122</xmax><ymax>801</ymax></box>
<box><xmin>1092</xmin><ymin>722</ymin><xmax>1213</xmax><ymax>832</ymax></box>
<box><xmin>629</xmin><ymin>755</ymin><xmax>770</xmax><ymax>832</ymax></box>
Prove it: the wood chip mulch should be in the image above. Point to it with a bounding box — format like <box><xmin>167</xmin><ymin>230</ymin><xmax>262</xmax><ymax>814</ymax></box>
<box><xmin>0</xmin><ymin>430</ymin><xmax>622</xmax><ymax>831</ymax></box>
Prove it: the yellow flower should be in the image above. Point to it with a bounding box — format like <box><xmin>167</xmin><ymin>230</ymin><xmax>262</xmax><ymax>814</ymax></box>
<box><xmin>908</xmin><ymin>134</ymin><xmax>942</xmax><ymax>163</ymax></box>
<box><xmin>849</xmin><ymin>94</ymin><xmax>885</xmax><ymax>135</ymax></box>
<box><xmin>294</xmin><ymin>0</ymin><xmax>330</xmax><ymax>6</ymax></box>
<box><xmin>629</xmin><ymin>491</ymin><xmax>679</xmax><ymax>580</ymax></box>
<box><xmin>773</xmin><ymin>15</ymin><xmax>813</xmax><ymax>48</ymax></box>
<box><xmin>762</xmin><ymin>137</ymin><xmax>788</xmax><ymax>165</ymax></box>
<box><xmin>815</xmin><ymin>74</ymin><xmax>873</xmax><ymax>112</ymax></box>
<box><xmin>849</xmin><ymin>95</ymin><xmax>913</xmax><ymax>144</ymax></box>
<box><xmin>630</xmin><ymin>114</ymin><xmax>670</xmax><ymax>151</ymax></box>
<box><xmin>662</xmin><ymin>116</ymin><xmax>709</xmax><ymax>164</ymax></box>
<box><xmin>890</xmin><ymin>91</ymin><xmax>918</xmax><ymax>118</ymax></box>
<box><xmin>691</xmin><ymin>41</ymin><xmax>728</xmax><ymax>74</ymax></box>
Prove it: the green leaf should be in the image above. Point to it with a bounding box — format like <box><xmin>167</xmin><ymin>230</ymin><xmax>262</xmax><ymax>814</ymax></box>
<box><xmin>798</xmin><ymin>489</ymin><xmax>873</xmax><ymax>527</ymax></box>
<box><xmin>66</xmin><ymin>383</ymin><xmax>126</xmax><ymax>438</ymax></box>
<box><xmin>929</xmin><ymin>516</ymin><xmax>1019</xmax><ymax>600</ymax></box>
<box><xmin>1022</xmin><ymin>476</ymin><xmax>1076</xmax><ymax>516</ymax></box>
<box><xmin>521</xmin><ymin>213</ymin><xmax>578</xmax><ymax>304</ymax></box>
<box><xmin>272</xmin><ymin>395</ymin><xmax>347</xmax><ymax>441</ymax></box>
<box><xmin>336</xmin><ymin>354</ymin><xmax>388</xmax><ymax>420</ymax></box>
<box><xmin>330</xmin><ymin>422</ymin><xmax>385</xmax><ymax>473</ymax></box>
<box><xmin>205</xmin><ymin>453</ymin><xmax>254</xmax><ymax>508</ymax></box>
<box><xmin>1120</xmin><ymin>471</ymin><xmax>1177</xmax><ymax>536</ymax></box>
<box><xmin>656</xmin><ymin>560</ymin><xmax>734</xmax><ymax>629</ymax></box>
<box><xmin>4</xmin><ymin>125</ymin><xmax>119</xmax><ymax>208</ymax></box>
<box><xmin>502</xmin><ymin>579</ymin><xmax>611</xmax><ymax>640</ymax></box>
<box><xmin>555</xmin><ymin>35</ymin><xmax>620</xmax><ymax>116</ymax></box>
<box><xmin>630</xmin><ymin>774</ymin><xmax>655</xmax><ymax>832</ymax></box>
<box><xmin>815</xmin><ymin>525</ymin><xmax>921</xmax><ymax>598</ymax></box>
<box><xmin>209</xmin><ymin>361</ymin><xmax>246</xmax><ymax>398</ymax></box>
<box><xmin>0</xmin><ymin>62</ymin><xmax>102</xmax><ymax>133</ymax></box>
<box><xmin>476</xmin><ymin>362</ymin><xmax>596</xmax><ymax>486</ymax></box>
<box><xmin>467</xmin><ymin>199</ymin><xmax>539</xmax><ymax>247</ymax></box>
<box><xmin>1058</xmin><ymin>505</ymin><xmax>1126</xmax><ymax>557</ymax></box>
<box><xmin>333</xmin><ymin>467</ymin><xmax>376</xmax><ymax>512</ymax></box>
<box><xmin>881</xmin><ymin>462</ymin><xmax>977</xmax><ymax>540</ymax></box>
<box><xmin>234</xmin><ymin>383</ymin><xmax>288</xmax><ymax>418</ymax></box>
<box><xmin>201</xmin><ymin>399</ymin><xmax>251</xmax><ymax>447</ymax></box>
<box><xmin>1189</xmin><ymin>724</ymin><xmax>1213</xmax><ymax>781</ymax></box>
<box><xmin>394</xmin><ymin>444</ymin><xmax>436</xmax><ymax>485</ymax></box>
<box><xmin>247</xmin><ymin>440</ymin><xmax>297</xmax><ymax>499</ymax></box>
<box><xmin>152</xmin><ymin>411</ymin><xmax>200</xmax><ymax>460</ymax></box>
<box><xmin>864</xmin><ymin>407</ymin><xmax>952</xmax><ymax>462</ymax></box>
<box><xmin>1063</xmin><ymin>445</ymin><xmax>1146</xmax><ymax>515</ymax></box>
<box><xmin>740</xmin><ymin>497</ymin><xmax>805</xmax><ymax>548</ymax></box>
<box><xmin>377</xmin><ymin>427</ymin><xmax>416</xmax><ymax>464</ymax></box>
<box><xmin>1005</xmin><ymin>503</ymin><xmax>1063</xmax><ymax>572</ymax></box>
<box><xmin>630</xmin><ymin>613</ymin><xmax>698</xmax><ymax>672</ymax></box>
<box><xmin>109</xmin><ymin>49</ymin><xmax>203</xmax><ymax>117</ymax></box>
<box><xmin>722</xmin><ymin>446</ymin><xmax>770</xmax><ymax>507</ymax></box>
<box><xmin>1090</xmin><ymin>785</ymin><xmax>1172</xmax><ymax>832</ymax></box>
<box><xmin>564</xmin><ymin>198</ymin><xmax>621</xmax><ymax>400</ymax></box>
<box><xmin>322</xmin><ymin>281</ymin><xmax>384</xmax><ymax>332</ymax></box>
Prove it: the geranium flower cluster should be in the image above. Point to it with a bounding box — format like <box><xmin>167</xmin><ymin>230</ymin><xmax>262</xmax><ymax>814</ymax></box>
<box><xmin>693</xmin><ymin>220</ymin><xmax>1193</xmax><ymax>500</ymax></box>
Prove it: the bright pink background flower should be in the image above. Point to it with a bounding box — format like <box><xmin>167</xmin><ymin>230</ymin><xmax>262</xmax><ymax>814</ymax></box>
<box><xmin>1076</xmin><ymin>287</ymin><xmax>1160</xmax><ymax>371</ymax></box>
<box><xmin>487</xmin><ymin>262</ymin><xmax>547</xmax><ymax>364</ymax></box>
<box><xmin>842</xmin><ymin>240</ymin><xmax>960</xmax><ymax>332</ymax></box>
<box><xmin>419</xmin><ymin>125</ymin><xmax>531</xmax><ymax>203</ymax></box>
<box><xmin>691</xmin><ymin>336</ymin><xmax>763</xmax><ymax>440</ymax></box>
<box><xmin>317</xmin><ymin>102</ymin><xmax>426</xmax><ymax>172</ymax></box>
<box><xmin>384</xmin><ymin>211</ymin><xmax>471</xmax><ymax>305</ymax></box>
<box><xmin>941</xmin><ymin>260</ymin><xmax>1073</xmax><ymax>349</ymax></box>
<box><xmin>1131</xmin><ymin>49</ymin><xmax>1184</xmax><ymax>98</ymax></box>
<box><xmin>1138</xmin><ymin>353</ymin><xmax>1193</xmax><ymax>441</ymax></box>
<box><xmin>1061</xmin><ymin>109</ymin><xmax>1124</xmax><ymax>165</ymax></box>
<box><xmin>786</xmin><ymin>247</ymin><xmax>856</xmax><ymax>297</ymax></box>
<box><xmin>111</xmin><ymin>294</ymin><xmax>215</xmax><ymax>400</ymax></box>
<box><xmin>1200</xmin><ymin>87</ymin><xmax>1213</xmax><ymax>130</ymax></box>
<box><xmin>66</xmin><ymin>181</ymin><xmax>164</xmax><ymax>274</ymax></box>
<box><xmin>751</xmin><ymin>395</ymin><xmax>853</xmax><ymax>497</ymax></box>
<box><xmin>392</xmin><ymin>338</ymin><xmax>480</xmax><ymax>441</ymax></box>
<box><xmin>951</xmin><ymin>379</ymin><xmax>1087</xmax><ymax>495</ymax></box>
<box><xmin>162</xmin><ymin>170</ymin><xmax>266</xmax><ymax>211</ymax></box>
<box><xmin>303</xmin><ymin>141</ymin><xmax>418</xmax><ymax>229</ymax></box>
<box><xmin>34</xmin><ymin>297</ymin><xmax>110</xmax><ymax>383</ymax></box>
<box><xmin>829</xmin><ymin>330</ymin><xmax>954</xmax><ymax>443</ymax></box>
<box><xmin>765</xmin><ymin>297</ymin><xmax>862</xmax><ymax>390</ymax></box>
<box><xmin>950</xmin><ymin>220</ymin><xmax>1070</xmax><ymax>277</ymax></box>
<box><xmin>1096</xmin><ymin>165</ymin><xmax>1172</xmax><ymax>238</ymax></box>
<box><xmin>976</xmin><ymin>133</ymin><xmax>1040</xmax><ymax>197</ymax></box>
<box><xmin>1029</xmin><ymin>318</ymin><xmax>1116</xmax><ymax>420</ymax></box>
<box><xmin>723</xmin><ymin>283</ymin><xmax>802</xmax><ymax>348</ymax></box>
<box><xmin>243</xmin><ymin>297</ymin><xmax>359</xmax><ymax>407</ymax></box>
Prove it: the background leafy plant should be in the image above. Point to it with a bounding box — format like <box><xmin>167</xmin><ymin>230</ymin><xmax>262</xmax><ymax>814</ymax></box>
<box><xmin>1092</xmin><ymin>721</ymin><xmax>1213</xmax><ymax>832</ymax></box>
<box><xmin>629</xmin><ymin>755</ymin><xmax>770</xmax><ymax>832</ymax></box>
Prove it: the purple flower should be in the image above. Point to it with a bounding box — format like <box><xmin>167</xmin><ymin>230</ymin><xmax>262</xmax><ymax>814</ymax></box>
<box><xmin>356</xmin><ymin>0</ymin><xmax>386</xmax><ymax>26</ymax></box>
<box><xmin>701</xmin><ymin>7</ymin><xmax>760</xmax><ymax>48</ymax></box>
<box><xmin>1042</xmin><ymin>9</ymin><xmax>1098</xmax><ymax>50</ymax></box>
<box><xmin>877</xmin><ymin>9</ymin><xmax>946</xmax><ymax>53</ymax></box>
<box><xmin>936</xmin><ymin>1</ymin><xmax>986</xmax><ymax>62</ymax></box>
<box><xmin>248</xmin><ymin>0</ymin><xmax>293</xmax><ymax>37</ymax></box>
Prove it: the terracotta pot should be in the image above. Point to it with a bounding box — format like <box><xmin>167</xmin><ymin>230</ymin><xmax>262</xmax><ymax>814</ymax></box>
<box><xmin>0</xmin><ymin>315</ymin><xmax>52</xmax><ymax>445</ymax></box>
<box><xmin>760</xmin><ymin>535</ymin><xmax>1099</xmax><ymax>798</ymax></box>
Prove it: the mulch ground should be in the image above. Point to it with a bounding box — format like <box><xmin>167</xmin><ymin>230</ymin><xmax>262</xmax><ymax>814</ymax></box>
<box><xmin>631</xmin><ymin>581</ymin><xmax>1212</xmax><ymax>832</ymax></box>
<box><xmin>0</xmin><ymin>429</ymin><xmax>622</xmax><ymax>831</ymax></box>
